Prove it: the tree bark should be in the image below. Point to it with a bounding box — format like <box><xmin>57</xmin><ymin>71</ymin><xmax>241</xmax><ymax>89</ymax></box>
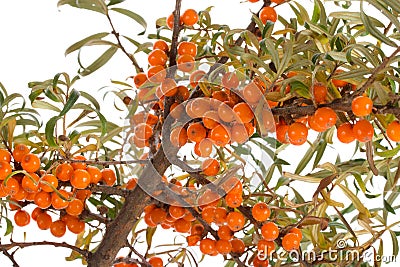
<box><xmin>87</xmin><ymin>148</ymin><xmax>170</xmax><ymax>267</ymax></box>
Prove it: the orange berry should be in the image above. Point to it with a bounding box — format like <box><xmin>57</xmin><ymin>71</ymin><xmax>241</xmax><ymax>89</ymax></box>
<box><xmin>0</xmin><ymin>161</ymin><xmax>12</xmax><ymax>180</ymax></box>
<box><xmin>313</xmin><ymin>83</ymin><xmax>327</xmax><ymax>103</ymax></box>
<box><xmin>282</xmin><ymin>233</ymin><xmax>300</xmax><ymax>251</ymax></box>
<box><xmin>177</xmin><ymin>41</ymin><xmax>197</xmax><ymax>57</ymax></box>
<box><xmin>149</xmin><ymin>208</ymin><xmax>167</xmax><ymax>225</ymax></box>
<box><xmin>86</xmin><ymin>166</ymin><xmax>102</xmax><ymax>184</ymax></box>
<box><xmin>201</xmin><ymin>158</ymin><xmax>220</xmax><ymax>176</ymax></box>
<box><xmin>230</xmin><ymin>123</ymin><xmax>249</xmax><ymax>144</ymax></box>
<box><xmin>39</xmin><ymin>174</ymin><xmax>58</xmax><ymax>192</ymax></box>
<box><xmin>230</xmin><ymin>238</ymin><xmax>245</xmax><ymax>254</ymax></box>
<box><xmin>102</xmin><ymin>168</ymin><xmax>117</xmax><ymax>186</ymax></box>
<box><xmin>177</xmin><ymin>54</ymin><xmax>195</xmax><ymax>72</ymax></box>
<box><xmin>233</xmin><ymin>102</ymin><xmax>254</xmax><ymax>123</ymax></box>
<box><xmin>56</xmin><ymin>163</ymin><xmax>74</xmax><ymax>181</ymax></box>
<box><xmin>14</xmin><ymin>209</ymin><xmax>30</xmax><ymax>227</ymax></box>
<box><xmin>133</xmin><ymin>73</ymin><xmax>148</xmax><ymax>88</ymax></box>
<box><xmin>66</xmin><ymin>198</ymin><xmax>84</xmax><ymax>216</ymax></box>
<box><xmin>289</xmin><ymin>227</ymin><xmax>303</xmax><ymax>240</ymax></box>
<box><xmin>13</xmin><ymin>187</ymin><xmax>27</xmax><ymax>201</ymax></box>
<box><xmin>259</xmin><ymin>7</ymin><xmax>277</xmax><ymax>24</ymax></box>
<box><xmin>189</xmin><ymin>98</ymin><xmax>211</xmax><ymax>117</ymax></box>
<box><xmin>352</xmin><ymin>96</ymin><xmax>373</xmax><ymax>117</ymax></box>
<box><xmin>187</xmin><ymin>235</ymin><xmax>201</xmax><ymax>246</ymax></box>
<box><xmin>332</xmin><ymin>69</ymin><xmax>348</xmax><ymax>87</ymax></box>
<box><xmin>225</xmin><ymin>193</ymin><xmax>242</xmax><ymax>208</ymax></box>
<box><xmin>252</xmin><ymin>202</ymin><xmax>271</xmax><ymax>222</ymax></box>
<box><xmin>313</xmin><ymin>107</ymin><xmax>337</xmax><ymax>130</ymax></box>
<box><xmin>147</xmin><ymin>65</ymin><xmax>166</xmax><ymax>83</ymax></box>
<box><xmin>166</xmin><ymin>13</ymin><xmax>182</xmax><ymax>30</ymax></box>
<box><xmin>336</xmin><ymin>122</ymin><xmax>355</xmax><ymax>143</ymax></box>
<box><xmin>353</xmin><ymin>119</ymin><xmax>374</xmax><ymax>142</ymax></box>
<box><xmin>148</xmin><ymin>257</ymin><xmax>163</xmax><ymax>267</ymax></box>
<box><xmin>71</xmin><ymin>169</ymin><xmax>91</xmax><ymax>189</ymax></box>
<box><xmin>181</xmin><ymin>9</ymin><xmax>198</xmax><ymax>26</ymax></box>
<box><xmin>242</xmin><ymin>82</ymin><xmax>262</xmax><ymax>103</ymax></box>
<box><xmin>36</xmin><ymin>212</ymin><xmax>52</xmax><ymax>230</ymax></box>
<box><xmin>52</xmin><ymin>189</ymin><xmax>70</xmax><ymax>210</ymax></box>
<box><xmin>148</xmin><ymin>49</ymin><xmax>168</xmax><ymax>66</ymax></box>
<box><xmin>21</xmin><ymin>173</ymin><xmax>40</xmax><ymax>193</ymax></box>
<box><xmin>125</xmin><ymin>178</ymin><xmax>138</xmax><ymax>190</ymax></box>
<box><xmin>199</xmin><ymin>238</ymin><xmax>217</xmax><ymax>255</ymax></box>
<box><xmin>153</xmin><ymin>40</ymin><xmax>169</xmax><ymax>52</ymax></box>
<box><xmin>31</xmin><ymin>207</ymin><xmax>42</xmax><ymax>221</ymax></box>
<box><xmin>194</xmin><ymin>138</ymin><xmax>213</xmax><ymax>157</ymax></box>
<box><xmin>173</xmin><ymin>218</ymin><xmax>191</xmax><ymax>233</ymax></box>
<box><xmin>21</xmin><ymin>153</ymin><xmax>41</xmax><ymax>173</ymax></box>
<box><xmin>276</xmin><ymin>122</ymin><xmax>289</xmax><ymax>144</ymax></box>
<box><xmin>34</xmin><ymin>191</ymin><xmax>52</xmax><ymax>209</ymax></box>
<box><xmin>169</xmin><ymin>205</ymin><xmax>185</xmax><ymax>219</ymax></box>
<box><xmin>221</xmin><ymin>72</ymin><xmax>239</xmax><ymax>89</ymax></box>
<box><xmin>190</xmin><ymin>223</ymin><xmax>204</xmax><ymax>236</ymax></box>
<box><xmin>0</xmin><ymin>149</ymin><xmax>11</xmax><ymax>163</ymax></box>
<box><xmin>134</xmin><ymin>123</ymin><xmax>153</xmax><ymax>140</ymax></box>
<box><xmin>201</xmin><ymin>206</ymin><xmax>216</xmax><ymax>223</ymax></box>
<box><xmin>3</xmin><ymin>177</ymin><xmax>20</xmax><ymax>196</ymax></box>
<box><xmin>217</xmin><ymin>225</ymin><xmax>233</xmax><ymax>240</ymax></box>
<box><xmin>66</xmin><ymin>216</ymin><xmax>85</xmax><ymax>234</ymax></box>
<box><xmin>170</xmin><ymin>126</ymin><xmax>188</xmax><ymax>147</ymax></box>
<box><xmin>261</xmin><ymin>222</ymin><xmax>279</xmax><ymax>241</ymax></box>
<box><xmin>216</xmin><ymin>239</ymin><xmax>232</xmax><ymax>255</ymax></box>
<box><xmin>308</xmin><ymin>114</ymin><xmax>327</xmax><ymax>132</ymax></box>
<box><xmin>209</xmin><ymin>124</ymin><xmax>231</xmax><ymax>146</ymax></box>
<box><xmin>222</xmin><ymin>176</ymin><xmax>242</xmax><ymax>195</ymax></box>
<box><xmin>213</xmin><ymin>207</ymin><xmax>228</xmax><ymax>225</ymax></box>
<box><xmin>257</xmin><ymin>239</ymin><xmax>275</xmax><ymax>256</ymax></box>
<box><xmin>12</xmin><ymin>144</ymin><xmax>30</xmax><ymax>162</ymax></box>
<box><xmin>387</xmin><ymin>121</ymin><xmax>400</xmax><ymax>142</ymax></box>
<box><xmin>160</xmin><ymin>78</ymin><xmax>178</xmax><ymax>97</ymax></box>
<box><xmin>253</xmin><ymin>256</ymin><xmax>269</xmax><ymax>267</ymax></box>
<box><xmin>187</xmin><ymin>122</ymin><xmax>207</xmax><ymax>143</ymax></box>
<box><xmin>288</xmin><ymin>122</ymin><xmax>308</xmax><ymax>145</ymax></box>
<box><xmin>226</xmin><ymin>211</ymin><xmax>245</xmax><ymax>232</ymax></box>
<box><xmin>71</xmin><ymin>155</ymin><xmax>87</xmax><ymax>170</ymax></box>
<box><xmin>50</xmin><ymin>219</ymin><xmax>67</xmax><ymax>237</ymax></box>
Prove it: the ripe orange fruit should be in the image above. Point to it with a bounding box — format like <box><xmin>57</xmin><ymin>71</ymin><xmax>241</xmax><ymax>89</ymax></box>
<box><xmin>177</xmin><ymin>41</ymin><xmax>197</xmax><ymax>57</ymax></box>
<box><xmin>194</xmin><ymin>138</ymin><xmax>213</xmax><ymax>157</ymax></box>
<box><xmin>332</xmin><ymin>69</ymin><xmax>348</xmax><ymax>87</ymax></box>
<box><xmin>233</xmin><ymin>102</ymin><xmax>254</xmax><ymax>123</ymax></box>
<box><xmin>12</xmin><ymin>144</ymin><xmax>30</xmax><ymax>162</ymax></box>
<box><xmin>21</xmin><ymin>153</ymin><xmax>41</xmax><ymax>173</ymax></box>
<box><xmin>3</xmin><ymin>177</ymin><xmax>20</xmax><ymax>196</ymax></box>
<box><xmin>189</xmin><ymin>70</ymin><xmax>206</xmax><ymax>87</ymax></box>
<box><xmin>352</xmin><ymin>96</ymin><xmax>373</xmax><ymax>117</ymax></box>
<box><xmin>189</xmin><ymin>98</ymin><xmax>210</xmax><ymax>117</ymax></box>
<box><xmin>71</xmin><ymin>155</ymin><xmax>87</xmax><ymax>170</ymax></box>
<box><xmin>133</xmin><ymin>73</ymin><xmax>148</xmax><ymax>88</ymax></box>
<box><xmin>14</xmin><ymin>209</ymin><xmax>30</xmax><ymax>227</ymax></box>
<box><xmin>213</xmin><ymin>207</ymin><xmax>228</xmax><ymax>225</ymax></box>
<box><xmin>125</xmin><ymin>178</ymin><xmax>137</xmax><ymax>190</ymax></box>
<box><xmin>217</xmin><ymin>225</ymin><xmax>233</xmax><ymax>240</ymax></box>
<box><xmin>242</xmin><ymin>82</ymin><xmax>262</xmax><ymax>103</ymax></box>
<box><xmin>50</xmin><ymin>219</ymin><xmax>67</xmax><ymax>237</ymax></box>
<box><xmin>313</xmin><ymin>107</ymin><xmax>337</xmax><ymax>130</ymax></box>
<box><xmin>170</xmin><ymin>126</ymin><xmax>188</xmax><ymax>147</ymax></box>
<box><xmin>0</xmin><ymin>149</ymin><xmax>11</xmax><ymax>163</ymax></box>
<box><xmin>202</xmin><ymin>110</ymin><xmax>220</xmax><ymax>129</ymax></box>
<box><xmin>336</xmin><ymin>122</ymin><xmax>355</xmax><ymax>143</ymax></box>
<box><xmin>308</xmin><ymin>114</ymin><xmax>327</xmax><ymax>132</ymax></box>
<box><xmin>34</xmin><ymin>191</ymin><xmax>52</xmax><ymax>209</ymax></box>
<box><xmin>221</xmin><ymin>72</ymin><xmax>239</xmax><ymax>89</ymax></box>
<box><xmin>36</xmin><ymin>212</ymin><xmax>52</xmax><ymax>230</ymax></box>
<box><xmin>313</xmin><ymin>83</ymin><xmax>327</xmax><ymax>103</ymax></box>
<box><xmin>102</xmin><ymin>168</ymin><xmax>117</xmax><ymax>186</ymax></box>
<box><xmin>259</xmin><ymin>6</ymin><xmax>277</xmax><ymax>24</ymax></box>
<box><xmin>52</xmin><ymin>189</ymin><xmax>70</xmax><ymax>210</ymax></box>
<box><xmin>201</xmin><ymin>206</ymin><xmax>216</xmax><ymax>223</ymax></box>
<box><xmin>225</xmin><ymin>193</ymin><xmax>243</xmax><ymax>208</ymax></box>
<box><xmin>21</xmin><ymin>173</ymin><xmax>40</xmax><ymax>193</ymax></box>
<box><xmin>148</xmin><ymin>49</ymin><xmax>168</xmax><ymax>66</ymax></box>
<box><xmin>148</xmin><ymin>257</ymin><xmax>163</xmax><ymax>267</ymax></box>
<box><xmin>71</xmin><ymin>169</ymin><xmax>91</xmax><ymax>189</ymax></box>
<box><xmin>149</xmin><ymin>208</ymin><xmax>167</xmax><ymax>225</ymax></box>
<box><xmin>289</xmin><ymin>227</ymin><xmax>303</xmax><ymax>240</ymax></box>
<box><xmin>216</xmin><ymin>239</ymin><xmax>232</xmax><ymax>255</ymax></box>
<box><xmin>287</xmin><ymin>122</ymin><xmax>308</xmax><ymax>145</ymax></box>
<box><xmin>147</xmin><ymin>65</ymin><xmax>166</xmax><ymax>83</ymax></box>
<box><xmin>253</xmin><ymin>256</ymin><xmax>269</xmax><ymax>267</ymax></box>
<box><xmin>0</xmin><ymin>161</ymin><xmax>12</xmax><ymax>180</ymax></box>
<box><xmin>257</xmin><ymin>239</ymin><xmax>275</xmax><ymax>256</ymax></box>
<box><xmin>353</xmin><ymin>119</ymin><xmax>374</xmax><ymax>142</ymax></box>
<box><xmin>40</xmin><ymin>173</ymin><xmax>58</xmax><ymax>192</ymax></box>
<box><xmin>252</xmin><ymin>202</ymin><xmax>271</xmax><ymax>222</ymax></box>
<box><xmin>160</xmin><ymin>78</ymin><xmax>178</xmax><ymax>97</ymax></box>
<box><xmin>199</xmin><ymin>238</ymin><xmax>217</xmax><ymax>255</ymax></box>
<box><xmin>209</xmin><ymin>124</ymin><xmax>231</xmax><ymax>146</ymax></box>
<box><xmin>181</xmin><ymin>9</ymin><xmax>198</xmax><ymax>26</ymax></box>
<box><xmin>230</xmin><ymin>123</ymin><xmax>250</xmax><ymax>144</ymax></box>
<box><xmin>222</xmin><ymin>176</ymin><xmax>243</xmax><ymax>194</ymax></box>
<box><xmin>169</xmin><ymin>205</ymin><xmax>185</xmax><ymax>219</ymax></box>
<box><xmin>281</xmin><ymin>233</ymin><xmax>300</xmax><ymax>251</ymax></box>
<box><xmin>230</xmin><ymin>238</ymin><xmax>245</xmax><ymax>254</ymax></box>
<box><xmin>276</xmin><ymin>122</ymin><xmax>289</xmax><ymax>144</ymax></box>
<box><xmin>261</xmin><ymin>222</ymin><xmax>279</xmax><ymax>241</ymax></box>
<box><xmin>56</xmin><ymin>163</ymin><xmax>74</xmax><ymax>181</ymax></box>
<box><xmin>153</xmin><ymin>40</ymin><xmax>169</xmax><ymax>52</ymax></box>
<box><xmin>218</xmin><ymin>102</ymin><xmax>236</xmax><ymax>123</ymax></box>
<box><xmin>177</xmin><ymin>54</ymin><xmax>195</xmax><ymax>72</ymax></box>
<box><xmin>31</xmin><ymin>207</ymin><xmax>42</xmax><ymax>221</ymax></box>
<box><xmin>187</xmin><ymin>122</ymin><xmax>207</xmax><ymax>143</ymax></box>
<box><xmin>134</xmin><ymin>123</ymin><xmax>153</xmax><ymax>140</ymax></box>
<box><xmin>387</xmin><ymin>121</ymin><xmax>400</xmax><ymax>142</ymax></box>
<box><xmin>86</xmin><ymin>166</ymin><xmax>102</xmax><ymax>184</ymax></box>
<box><xmin>173</xmin><ymin>218</ymin><xmax>191</xmax><ymax>233</ymax></box>
<box><xmin>66</xmin><ymin>198</ymin><xmax>84</xmax><ymax>216</ymax></box>
<box><xmin>226</xmin><ymin>211</ymin><xmax>245</xmax><ymax>231</ymax></box>
<box><xmin>66</xmin><ymin>216</ymin><xmax>85</xmax><ymax>234</ymax></box>
<box><xmin>201</xmin><ymin>158</ymin><xmax>220</xmax><ymax>176</ymax></box>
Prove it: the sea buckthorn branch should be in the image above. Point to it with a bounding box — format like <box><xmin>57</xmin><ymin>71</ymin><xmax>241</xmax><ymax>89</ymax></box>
<box><xmin>0</xmin><ymin>247</ymin><xmax>19</xmax><ymax>267</ymax></box>
<box><xmin>106</xmin><ymin>13</ymin><xmax>144</xmax><ymax>73</ymax></box>
<box><xmin>89</xmin><ymin>183</ymin><xmax>129</xmax><ymax>198</ymax></box>
<box><xmin>59</xmin><ymin>157</ymin><xmax>148</xmax><ymax>166</ymax></box>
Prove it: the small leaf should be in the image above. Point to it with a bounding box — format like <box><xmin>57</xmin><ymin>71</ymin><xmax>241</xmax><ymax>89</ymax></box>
<box><xmin>32</xmin><ymin>100</ymin><xmax>61</xmax><ymax>113</ymax></box>
<box><xmin>58</xmin><ymin>0</ymin><xmax>108</xmax><ymax>14</ymax></box>
<box><xmin>360</xmin><ymin>8</ymin><xmax>397</xmax><ymax>47</ymax></box>
<box><xmin>65</xmin><ymin>32</ymin><xmax>109</xmax><ymax>56</ymax></box>
<box><xmin>111</xmin><ymin>8</ymin><xmax>147</xmax><ymax>35</ymax></box>
<box><xmin>45</xmin><ymin>116</ymin><xmax>61</xmax><ymax>147</ymax></box>
<box><xmin>146</xmin><ymin>226</ymin><xmax>156</xmax><ymax>249</ymax></box>
<box><xmin>4</xmin><ymin>217</ymin><xmax>13</xmax><ymax>236</ymax></box>
<box><xmin>384</xmin><ymin>199</ymin><xmax>396</xmax><ymax>214</ymax></box>
<box><xmin>79</xmin><ymin>46</ymin><xmax>118</xmax><ymax>76</ymax></box>
<box><xmin>60</xmin><ymin>89</ymin><xmax>80</xmax><ymax>116</ymax></box>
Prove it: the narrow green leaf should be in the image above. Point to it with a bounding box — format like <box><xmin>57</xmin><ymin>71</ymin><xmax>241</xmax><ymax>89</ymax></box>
<box><xmin>57</xmin><ymin>0</ymin><xmax>108</xmax><ymax>14</ymax></box>
<box><xmin>4</xmin><ymin>217</ymin><xmax>13</xmax><ymax>236</ymax></box>
<box><xmin>32</xmin><ymin>100</ymin><xmax>61</xmax><ymax>113</ymax></box>
<box><xmin>45</xmin><ymin>116</ymin><xmax>61</xmax><ymax>147</ymax></box>
<box><xmin>60</xmin><ymin>89</ymin><xmax>80</xmax><ymax>116</ymax></box>
<box><xmin>384</xmin><ymin>199</ymin><xmax>396</xmax><ymax>214</ymax></box>
<box><xmin>146</xmin><ymin>226</ymin><xmax>156</xmax><ymax>249</ymax></box>
<box><xmin>79</xmin><ymin>46</ymin><xmax>118</xmax><ymax>76</ymax></box>
<box><xmin>80</xmin><ymin>91</ymin><xmax>100</xmax><ymax>110</ymax></box>
<box><xmin>65</xmin><ymin>32</ymin><xmax>109</xmax><ymax>56</ymax></box>
<box><xmin>360</xmin><ymin>8</ymin><xmax>397</xmax><ymax>47</ymax></box>
<box><xmin>111</xmin><ymin>8</ymin><xmax>147</xmax><ymax>34</ymax></box>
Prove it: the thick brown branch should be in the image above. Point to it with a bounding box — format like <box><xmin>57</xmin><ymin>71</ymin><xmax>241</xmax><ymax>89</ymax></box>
<box><xmin>89</xmin><ymin>184</ymin><xmax>129</xmax><ymax>198</ymax></box>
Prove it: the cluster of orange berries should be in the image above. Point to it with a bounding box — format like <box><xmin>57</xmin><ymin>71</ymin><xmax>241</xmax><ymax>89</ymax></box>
<box><xmin>113</xmin><ymin>256</ymin><xmax>163</xmax><ymax>267</ymax></box>
<box><xmin>167</xmin><ymin>8</ymin><xmax>199</xmax><ymax>29</ymax></box>
<box><xmin>0</xmin><ymin>144</ymin><xmax>118</xmax><ymax>238</ymax></box>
